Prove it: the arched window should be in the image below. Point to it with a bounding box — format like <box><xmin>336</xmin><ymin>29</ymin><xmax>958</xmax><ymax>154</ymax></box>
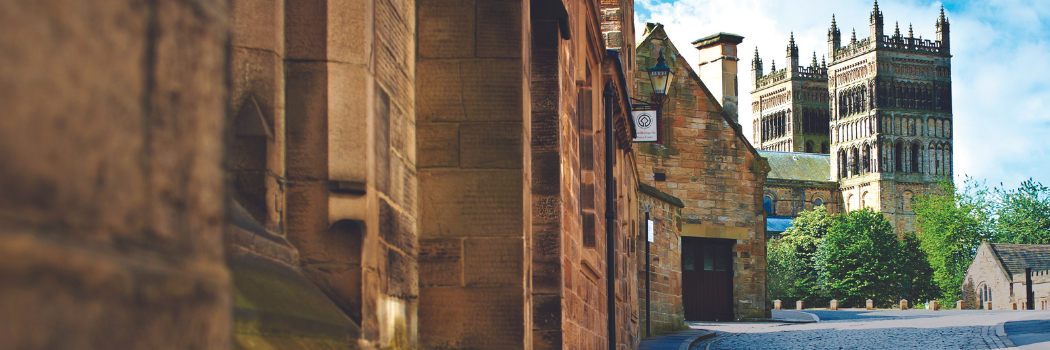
<box><xmin>895</xmin><ymin>141</ymin><xmax>903</xmax><ymax>172</ymax></box>
<box><xmin>763</xmin><ymin>196</ymin><xmax>774</xmax><ymax>216</ymax></box>
<box><xmin>821</xmin><ymin>142</ymin><xmax>829</xmax><ymax>154</ymax></box>
<box><xmin>814</xmin><ymin>198</ymin><xmax>824</xmax><ymax>207</ymax></box>
<box><xmin>805</xmin><ymin>141</ymin><xmax>814</xmax><ymax>153</ymax></box>
<box><xmin>911</xmin><ymin>142</ymin><xmax>921</xmax><ymax>173</ymax></box>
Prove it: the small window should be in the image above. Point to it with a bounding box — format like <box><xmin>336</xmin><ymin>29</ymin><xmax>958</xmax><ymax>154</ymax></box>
<box><xmin>683</xmin><ymin>247</ymin><xmax>694</xmax><ymax>271</ymax></box>
<box><xmin>813</xmin><ymin>198</ymin><xmax>823</xmax><ymax>207</ymax></box>
<box><xmin>763</xmin><ymin>196</ymin><xmax>774</xmax><ymax>215</ymax></box>
<box><xmin>654</xmin><ymin>173</ymin><xmax>666</xmax><ymax>182</ymax></box>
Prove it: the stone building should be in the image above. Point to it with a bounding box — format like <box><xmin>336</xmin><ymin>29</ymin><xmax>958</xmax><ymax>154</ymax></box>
<box><xmin>752</xmin><ymin>2</ymin><xmax>954</xmax><ymax>236</ymax></box>
<box><xmin>962</xmin><ymin>242</ymin><xmax>1050</xmax><ymax>310</ymax></box>
<box><xmin>2</xmin><ymin>0</ymin><xmax>646</xmax><ymax>349</ymax></box>
<box><xmin>637</xmin><ymin>184</ymin><xmax>686</xmax><ymax>335</ymax></box>
<box><xmin>634</xmin><ymin>23</ymin><xmax>770</xmax><ymax>321</ymax></box>
<box><xmin>758</xmin><ymin>151</ymin><xmax>842</xmax><ymax>238</ymax></box>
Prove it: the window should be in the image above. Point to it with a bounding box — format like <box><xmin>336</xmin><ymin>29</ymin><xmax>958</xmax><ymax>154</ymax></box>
<box><xmin>654</xmin><ymin>172</ymin><xmax>666</xmax><ymax>182</ymax></box>
<box><xmin>763</xmin><ymin>196</ymin><xmax>774</xmax><ymax>215</ymax></box>
<box><xmin>813</xmin><ymin>198</ymin><xmax>824</xmax><ymax>207</ymax></box>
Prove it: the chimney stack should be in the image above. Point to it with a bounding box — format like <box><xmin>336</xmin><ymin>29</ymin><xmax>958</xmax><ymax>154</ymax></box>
<box><xmin>693</xmin><ymin>32</ymin><xmax>745</xmax><ymax>122</ymax></box>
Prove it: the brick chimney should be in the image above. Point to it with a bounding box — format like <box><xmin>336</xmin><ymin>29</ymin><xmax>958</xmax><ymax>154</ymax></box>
<box><xmin>693</xmin><ymin>32</ymin><xmax>744</xmax><ymax>122</ymax></box>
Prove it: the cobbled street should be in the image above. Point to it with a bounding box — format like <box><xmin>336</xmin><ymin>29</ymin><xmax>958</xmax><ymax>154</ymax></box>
<box><xmin>691</xmin><ymin>309</ymin><xmax>1050</xmax><ymax>350</ymax></box>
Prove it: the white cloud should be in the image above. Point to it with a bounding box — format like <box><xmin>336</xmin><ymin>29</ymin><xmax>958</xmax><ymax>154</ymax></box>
<box><xmin>635</xmin><ymin>0</ymin><xmax>1050</xmax><ymax>189</ymax></box>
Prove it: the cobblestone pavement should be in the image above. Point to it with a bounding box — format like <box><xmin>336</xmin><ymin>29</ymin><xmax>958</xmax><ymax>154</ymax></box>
<box><xmin>690</xmin><ymin>309</ymin><xmax>1050</xmax><ymax>350</ymax></box>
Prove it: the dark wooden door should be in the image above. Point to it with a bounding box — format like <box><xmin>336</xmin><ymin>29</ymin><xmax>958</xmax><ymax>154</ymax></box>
<box><xmin>681</xmin><ymin>237</ymin><xmax>734</xmax><ymax>321</ymax></box>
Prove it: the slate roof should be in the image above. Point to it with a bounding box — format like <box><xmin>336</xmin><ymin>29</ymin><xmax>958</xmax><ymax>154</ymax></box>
<box><xmin>757</xmin><ymin>151</ymin><xmax>831</xmax><ymax>182</ymax></box>
<box><xmin>767</xmin><ymin>217</ymin><xmax>794</xmax><ymax>232</ymax></box>
<box><xmin>990</xmin><ymin>243</ymin><xmax>1050</xmax><ymax>278</ymax></box>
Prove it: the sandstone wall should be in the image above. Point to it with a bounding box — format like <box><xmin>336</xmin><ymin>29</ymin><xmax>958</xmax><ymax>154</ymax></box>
<box><xmin>637</xmin><ymin>189</ymin><xmax>686</xmax><ymax>335</ymax></box>
<box><xmin>962</xmin><ymin>243</ymin><xmax>1012</xmax><ymax>310</ymax></box>
<box><xmin>0</xmin><ymin>0</ymin><xmax>231</xmax><ymax>348</ymax></box>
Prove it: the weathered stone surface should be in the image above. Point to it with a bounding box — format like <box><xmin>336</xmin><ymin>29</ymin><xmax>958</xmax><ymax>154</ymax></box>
<box><xmin>418</xmin><ymin>286</ymin><xmax>524</xmax><ymax>349</ymax></box>
<box><xmin>418</xmin><ymin>169</ymin><xmax>524</xmax><ymax>238</ymax></box>
<box><xmin>464</xmin><ymin>237</ymin><xmax>523</xmax><ymax>286</ymax></box>
<box><xmin>417</xmin><ymin>123</ymin><xmax>460</xmax><ymax>168</ymax></box>
<box><xmin>419</xmin><ymin>238</ymin><xmax>463</xmax><ymax>287</ymax></box>
<box><xmin>416</xmin><ymin>59</ymin><xmax>524</xmax><ymax>122</ymax></box>
<box><xmin>476</xmin><ymin>0</ymin><xmax>521</xmax><ymax>58</ymax></box>
<box><xmin>417</xmin><ymin>0</ymin><xmax>475</xmax><ymax>58</ymax></box>
<box><xmin>460</xmin><ymin>122</ymin><xmax>524</xmax><ymax>169</ymax></box>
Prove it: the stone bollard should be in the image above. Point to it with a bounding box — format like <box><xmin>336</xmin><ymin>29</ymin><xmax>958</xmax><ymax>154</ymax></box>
<box><xmin>931</xmin><ymin>300</ymin><xmax>939</xmax><ymax>310</ymax></box>
<box><xmin>1013</xmin><ymin>303</ymin><xmax>1018</xmax><ymax>310</ymax></box>
<box><xmin>796</xmin><ymin>300</ymin><xmax>804</xmax><ymax>310</ymax></box>
<box><xmin>957</xmin><ymin>300</ymin><xmax>965</xmax><ymax>310</ymax></box>
<box><xmin>830</xmin><ymin>299</ymin><xmax>838</xmax><ymax>310</ymax></box>
<box><xmin>774</xmin><ymin>300</ymin><xmax>782</xmax><ymax>310</ymax></box>
<box><xmin>900</xmin><ymin>299</ymin><xmax>909</xmax><ymax>310</ymax></box>
<box><xmin>986</xmin><ymin>301</ymin><xmax>993</xmax><ymax>310</ymax></box>
<box><xmin>866</xmin><ymin>299</ymin><xmax>874</xmax><ymax>310</ymax></box>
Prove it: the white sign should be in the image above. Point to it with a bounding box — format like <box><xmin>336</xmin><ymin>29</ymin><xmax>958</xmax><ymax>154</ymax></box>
<box><xmin>647</xmin><ymin>219</ymin><xmax>654</xmax><ymax>242</ymax></box>
<box><xmin>632</xmin><ymin>110</ymin><xmax>658</xmax><ymax>142</ymax></box>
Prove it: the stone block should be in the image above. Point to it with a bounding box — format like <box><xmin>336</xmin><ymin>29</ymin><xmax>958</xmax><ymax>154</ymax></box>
<box><xmin>900</xmin><ymin>299</ymin><xmax>909</xmax><ymax>310</ymax></box>
<box><xmin>418</xmin><ymin>286</ymin><xmax>524</xmax><ymax>349</ymax></box>
<box><xmin>231</xmin><ymin>0</ymin><xmax>281</xmax><ymax>52</ymax></box>
<box><xmin>417</xmin><ymin>123</ymin><xmax>460</xmax><ymax>168</ymax></box>
<box><xmin>327</xmin><ymin>62</ymin><xmax>369</xmax><ymax>183</ymax></box>
<box><xmin>418</xmin><ymin>169</ymin><xmax>523</xmax><ymax>238</ymax></box>
<box><xmin>379</xmin><ymin>198</ymin><xmax>417</xmax><ymax>256</ymax></box>
<box><xmin>829</xmin><ymin>299</ymin><xmax>838</xmax><ymax>310</ymax></box>
<box><xmin>327</xmin><ymin>0</ymin><xmax>370</xmax><ymax>64</ymax></box>
<box><xmin>418</xmin><ymin>0</ymin><xmax>475</xmax><ymax>58</ymax></box>
<box><xmin>476</xmin><ymin>0</ymin><xmax>522</xmax><ymax>58</ymax></box>
<box><xmin>773</xmin><ymin>299</ymin><xmax>782</xmax><ymax>310</ymax></box>
<box><xmin>419</xmin><ymin>238</ymin><xmax>463</xmax><ymax>287</ymax></box>
<box><xmin>464</xmin><ymin>237</ymin><xmax>523</xmax><ymax>286</ymax></box>
<box><xmin>532</xmin><ymin>293</ymin><xmax>561</xmax><ymax>331</ymax></box>
<box><xmin>417</xmin><ymin>59</ymin><xmax>523</xmax><ymax>122</ymax></box>
<box><xmin>866</xmin><ymin>299</ymin><xmax>874</xmax><ymax>310</ymax></box>
<box><xmin>284</xmin><ymin>0</ymin><xmax>326</xmax><ymax>60</ymax></box>
<box><xmin>460</xmin><ymin>122</ymin><xmax>523</xmax><ymax>169</ymax></box>
<box><xmin>386</xmin><ymin>248</ymin><xmax>418</xmax><ymax>299</ymax></box>
<box><xmin>285</xmin><ymin>61</ymin><xmax>330</xmax><ymax>181</ymax></box>
<box><xmin>796</xmin><ymin>300</ymin><xmax>804</xmax><ymax>310</ymax></box>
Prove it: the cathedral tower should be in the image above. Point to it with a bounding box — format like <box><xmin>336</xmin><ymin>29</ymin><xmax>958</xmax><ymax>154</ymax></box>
<box><xmin>751</xmin><ymin>34</ymin><xmax>830</xmax><ymax>153</ymax></box>
<box><xmin>827</xmin><ymin>3</ymin><xmax>953</xmax><ymax>235</ymax></box>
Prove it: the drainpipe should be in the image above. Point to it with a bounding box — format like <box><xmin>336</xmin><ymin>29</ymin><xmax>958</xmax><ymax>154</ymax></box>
<box><xmin>604</xmin><ymin>83</ymin><xmax>617</xmax><ymax>350</ymax></box>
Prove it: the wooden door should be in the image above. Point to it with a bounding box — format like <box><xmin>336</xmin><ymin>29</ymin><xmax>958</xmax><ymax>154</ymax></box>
<box><xmin>682</xmin><ymin>237</ymin><xmax>734</xmax><ymax>321</ymax></box>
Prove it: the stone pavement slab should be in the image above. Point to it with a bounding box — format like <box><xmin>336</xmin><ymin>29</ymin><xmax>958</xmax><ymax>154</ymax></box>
<box><xmin>771</xmin><ymin>309</ymin><xmax>820</xmax><ymax>323</ymax></box>
<box><xmin>639</xmin><ymin>328</ymin><xmax>716</xmax><ymax>350</ymax></box>
<box><xmin>1002</xmin><ymin>318</ymin><xmax>1050</xmax><ymax>349</ymax></box>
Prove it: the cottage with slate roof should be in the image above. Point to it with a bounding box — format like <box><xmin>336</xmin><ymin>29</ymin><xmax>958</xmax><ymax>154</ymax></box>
<box><xmin>635</xmin><ymin>23</ymin><xmax>769</xmax><ymax>322</ymax></box>
<box><xmin>963</xmin><ymin>242</ymin><xmax>1050</xmax><ymax>310</ymax></box>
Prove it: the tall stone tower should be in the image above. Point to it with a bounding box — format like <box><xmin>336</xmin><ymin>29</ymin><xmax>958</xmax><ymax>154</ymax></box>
<box><xmin>827</xmin><ymin>1</ymin><xmax>953</xmax><ymax>235</ymax></box>
<box><xmin>751</xmin><ymin>34</ymin><xmax>830</xmax><ymax>153</ymax></box>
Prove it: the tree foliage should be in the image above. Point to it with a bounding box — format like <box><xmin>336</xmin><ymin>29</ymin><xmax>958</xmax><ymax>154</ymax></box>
<box><xmin>995</xmin><ymin>179</ymin><xmax>1050</xmax><ymax>244</ymax></box>
<box><xmin>768</xmin><ymin>207</ymin><xmax>938</xmax><ymax>308</ymax></box>
<box><xmin>911</xmin><ymin>178</ymin><xmax>994</xmax><ymax>302</ymax></box>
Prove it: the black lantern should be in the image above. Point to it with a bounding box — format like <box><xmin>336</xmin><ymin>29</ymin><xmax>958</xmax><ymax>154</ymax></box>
<box><xmin>648</xmin><ymin>49</ymin><xmax>674</xmax><ymax>98</ymax></box>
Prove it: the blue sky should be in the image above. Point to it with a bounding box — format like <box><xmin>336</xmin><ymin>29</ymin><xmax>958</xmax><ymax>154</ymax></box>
<box><xmin>634</xmin><ymin>0</ymin><xmax>1050</xmax><ymax>189</ymax></box>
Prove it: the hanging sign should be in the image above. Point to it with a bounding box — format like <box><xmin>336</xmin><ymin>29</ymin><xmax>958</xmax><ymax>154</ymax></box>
<box><xmin>632</xmin><ymin>110</ymin><xmax>659</xmax><ymax>142</ymax></box>
<box><xmin>647</xmin><ymin>219</ymin><xmax>654</xmax><ymax>242</ymax></box>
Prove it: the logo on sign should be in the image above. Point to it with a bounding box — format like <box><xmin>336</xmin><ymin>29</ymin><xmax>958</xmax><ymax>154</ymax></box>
<box><xmin>632</xmin><ymin>110</ymin><xmax>658</xmax><ymax>142</ymax></box>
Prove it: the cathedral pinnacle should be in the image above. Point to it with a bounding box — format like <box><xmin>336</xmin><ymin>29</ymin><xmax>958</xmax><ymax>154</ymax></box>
<box><xmin>894</xmin><ymin>22</ymin><xmax>901</xmax><ymax>37</ymax></box>
<box><xmin>939</xmin><ymin>6</ymin><xmax>947</xmax><ymax>24</ymax></box>
<box><xmin>811</xmin><ymin>52</ymin><xmax>818</xmax><ymax>68</ymax></box>
<box><xmin>770</xmin><ymin>60</ymin><xmax>776</xmax><ymax>73</ymax></box>
<box><xmin>851</xmin><ymin>28</ymin><xmax>856</xmax><ymax>42</ymax></box>
<box><xmin>821</xmin><ymin>55</ymin><xmax>826</xmax><ymax>69</ymax></box>
<box><xmin>909</xmin><ymin>23</ymin><xmax>914</xmax><ymax>38</ymax></box>
<box><xmin>871</xmin><ymin>0</ymin><xmax>882</xmax><ymax>22</ymax></box>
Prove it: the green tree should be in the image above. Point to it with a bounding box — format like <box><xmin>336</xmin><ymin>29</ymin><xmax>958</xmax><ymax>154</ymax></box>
<box><xmin>995</xmin><ymin>179</ymin><xmax>1050</xmax><ymax>244</ymax></box>
<box><xmin>815</xmin><ymin>208</ymin><xmax>901</xmax><ymax>307</ymax></box>
<box><xmin>767</xmin><ymin>206</ymin><xmax>832</xmax><ymax>304</ymax></box>
<box><xmin>898</xmin><ymin>232</ymin><xmax>941</xmax><ymax>303</ymax></box>
<box><xmin>912</xmin><ymin>178</ymin><xmax>994</xmax><ymax>302</ymax></box>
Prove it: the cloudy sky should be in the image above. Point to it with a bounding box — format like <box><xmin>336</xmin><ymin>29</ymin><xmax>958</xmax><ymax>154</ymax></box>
<box><xmin>634</xmin><ymin>0</ymin><xmax>1050</xmax><ymax>189</ymax></box>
